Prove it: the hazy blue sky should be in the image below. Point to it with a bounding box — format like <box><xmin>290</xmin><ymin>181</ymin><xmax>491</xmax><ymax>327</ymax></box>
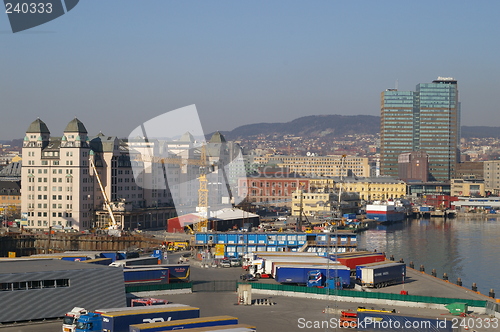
<box><xmin>2</xmin><ymin>1</ymin><xmax>500</xmax><ymax>139</ymax></box>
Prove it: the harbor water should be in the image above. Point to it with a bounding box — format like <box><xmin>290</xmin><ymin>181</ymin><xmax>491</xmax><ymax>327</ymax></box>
<box><xmin>357</xmin><ymin>216</ymin><xmax>500</xmax><ymax>297</ymax></box>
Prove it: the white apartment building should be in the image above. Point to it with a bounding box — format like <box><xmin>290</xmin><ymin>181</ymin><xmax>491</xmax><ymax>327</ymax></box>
<box><xmin>21</xmin><ymin>118</ymin><xmax>175</xmax><ymax>232</ymax></box>
<box><xmin>484</xmin><ymin>160</ymin><xmax>500</xmax><ymax>195</ymax></box>
<box><xmin>252</xmin><ymin>154</ymin><xmax>370</xmax><ymax>178</ymax></box>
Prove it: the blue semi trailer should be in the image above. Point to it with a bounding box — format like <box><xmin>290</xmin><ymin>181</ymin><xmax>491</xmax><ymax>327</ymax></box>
<box><xmin>129</xmin><ymin>316</ymin><xmax>239</xmax><ymax>332</ymax></box>
<box><xmin>123</xmin><ymin>267</ymin><xmax>169</xmax><ymax>286</ymax></box>
<box><xmin>275</xmin><ymin>265</ymin><xmax>351</xmax><ymax>287</ymax></box>
<box><xmin>74</xmin><ymin>306</ymin><xmax>200</xmax><ymax>332</ymax></box>
<box><xmin>125</xmin><ymin>264</ymin><xmax>190</xmax><ymax>282</ymax></box>
<box><xmin>356</xmin><ymin>311</ymin><xmax>453</xmax><ymax>331</ymax></box>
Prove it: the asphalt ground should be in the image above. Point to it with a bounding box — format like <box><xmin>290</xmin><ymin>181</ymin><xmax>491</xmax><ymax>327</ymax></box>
<box><xmin>369</xmin><ymin>267</ymin><xmax>496</xmax><ymax>302</ymax></box>
<box><xmin>1</xmin><ymin>252</ymin><xmax>497</xmax><ymax>332</ymax></box>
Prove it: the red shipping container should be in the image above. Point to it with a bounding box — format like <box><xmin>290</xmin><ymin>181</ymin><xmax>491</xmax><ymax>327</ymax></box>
<box><xmin>337</xmin><ymin>255</ymin><xmax>386</xmax><ymax>270</ymax></box>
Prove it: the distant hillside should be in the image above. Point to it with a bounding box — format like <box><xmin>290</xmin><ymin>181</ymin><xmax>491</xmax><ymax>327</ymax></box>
<box><xmin>218</xmin><ymin>115</ymin><xmax>500</xmax><ymax>140</ymax></box>
<box><xmin>222</xmin><ymin>114</ymin><xmax>380</xmax><ymax>140</ymax></box>
<box><xmin>461</xmin><ymin>126</ymin><xmax>500</xmax><ymax>138</ymax></box>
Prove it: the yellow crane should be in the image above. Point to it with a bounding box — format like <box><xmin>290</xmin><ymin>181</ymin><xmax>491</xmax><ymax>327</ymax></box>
<box><xmin>195</xmin><ymin>145</ymin><xmax>209</xmax><ymax>232</ymax></box>
<box><xmin>132</xmin><ymin>145</ymin><xmax>210</xmax><ymax>232</ymax></box>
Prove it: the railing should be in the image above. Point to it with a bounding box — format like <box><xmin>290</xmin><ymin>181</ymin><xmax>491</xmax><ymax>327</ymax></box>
<box><xmin>192</xmin><ymin>280</ymin><xmax>238</xmax><ymax>292</ymax></box>
<box><xmin>246</xmin><ymin>283</ymin><xmax>489</xmax><ymax>308</ymax></box>
<box><xmin>125</xmin><ymin>282</ymin><xmax>192</xmax><ymax>293</ymax></box>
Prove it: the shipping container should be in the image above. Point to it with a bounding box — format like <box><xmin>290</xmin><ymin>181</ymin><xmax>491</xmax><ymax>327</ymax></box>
<box><xmin>275</xmin><ymin>264</ymin><xmax>351</xmax><ymax>286</ymax></box>
<box><xmin>358</xmin><ymin>262</ymin><xmax>406</xmax><ymax>288</ymax></box>
<box><xmin>123</xmin><ymin>267</ymin><xmax>169</xmax><ymax>286</ymax></box>
<box><xmin>356</xmin><ymin>311</ymin><xmax>453</xmax><ymax>331</ymax></box>
<box><xmin>125</xmin><ymin>264</ymin><xmax>190</xmax><ymax>282</ymax></box>
<box><xmin>129</xmin><ymin>316</ymin><xmax>239</xmax><ymax>332</ymax></box>
<box><xmin>337</xmin><ymin>254</ymin><xmax>386</xmax><ymax>271</ymax></box>
<box><xmin>100</xmin><ymin>252</ymin><xmax>120</xmax><ymax>262</ymax></box>
<box><xmin>355</xmin><ymin>261</ymin><xmax>394</xmax><ymax>279</ymax></box>
<box><xmin>271</xmin><ymin>261</ymin><xmax>344</xmax><ymax>278</ymax></box>
<box><xmin>260</xmin><ymin>256</ymin><xmax>336</xmax><ymax>276</ymax></box>
<box><xmin>75</xmin><ymin>306</ymin><xmax>199</xmax><ymax>332</ymax></box>
<box><xmin>101</xmin><ymin>306</ymin><xmax>198</xmax><ymax>332</ymax></box>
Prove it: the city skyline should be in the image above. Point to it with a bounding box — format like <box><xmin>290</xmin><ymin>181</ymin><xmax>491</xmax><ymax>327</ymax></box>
<box><xmin>2</xmin><ymin>1</ymin><xmax>500</xmax><ymax>140</ymax></box>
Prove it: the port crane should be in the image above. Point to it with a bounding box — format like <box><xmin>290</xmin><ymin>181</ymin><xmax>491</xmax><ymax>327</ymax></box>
<box><xmin>133</xmin><ymin>144</ymin><xmax>212</xmax><ymax>232</ymax></box>
<box><xmin>89</xmin><ymin>156</ymin><xmax>121</xmax><ymax>235</ymax></box>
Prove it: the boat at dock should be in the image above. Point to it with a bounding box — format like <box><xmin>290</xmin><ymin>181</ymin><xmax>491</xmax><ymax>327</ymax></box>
<box><xmin>365</xmin><ymin>200</ymin><xmax>408</xmax><ymax>223</ymax></box>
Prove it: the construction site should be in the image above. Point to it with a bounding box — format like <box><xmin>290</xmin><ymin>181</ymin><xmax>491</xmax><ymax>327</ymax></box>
<box><xmin>0</xmin><ymin>231</ymin><xmax>164</xmax><ymax>257</ymax></box>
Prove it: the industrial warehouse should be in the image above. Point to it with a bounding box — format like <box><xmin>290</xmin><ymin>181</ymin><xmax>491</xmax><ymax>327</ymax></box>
<box><xmin>0</xmin><ymin>259</ymin><xmax>126</xmax><ymax>323</ymax></box>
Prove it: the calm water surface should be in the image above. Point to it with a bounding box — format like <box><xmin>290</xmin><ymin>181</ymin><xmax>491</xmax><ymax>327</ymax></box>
<box><xmin>357</xmin><ymin>216</ymin><xmax>500</xmax><ymax>296</ymax></box>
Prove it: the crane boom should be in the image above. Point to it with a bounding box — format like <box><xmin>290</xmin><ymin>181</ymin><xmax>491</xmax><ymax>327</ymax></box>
<box><xmin>89</xmin><ymin>157</ymin><xmax>118</xmax><ymax>230</ymax></box>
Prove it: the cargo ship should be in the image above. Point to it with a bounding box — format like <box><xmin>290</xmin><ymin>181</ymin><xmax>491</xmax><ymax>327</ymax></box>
<box><xmin>365</xmin><ymin>200</ymin><xmax>407</xmax><ymax>222</ymax></box>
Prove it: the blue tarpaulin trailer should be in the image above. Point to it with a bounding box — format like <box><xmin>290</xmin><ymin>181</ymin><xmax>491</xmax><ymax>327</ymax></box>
<box><xmin>129</xmin><ymin>316</ymin><xmax>239</xmax><ymax>332</ymax></box>
<box><xmin>123</xmin><ymin>267</ymin><xmax>169</xmax><ymax>286</ymax></box>
<box><xmin>75</xmin><ymin>306</ymin><xmax>200</xmax><ymax>332</ymax></box>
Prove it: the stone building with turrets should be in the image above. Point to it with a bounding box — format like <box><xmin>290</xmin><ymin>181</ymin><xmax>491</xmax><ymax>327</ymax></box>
<box><xmin>21</xmin><ymin>118</ymin><xmax>175</xmax><ymax>232</ymax></box>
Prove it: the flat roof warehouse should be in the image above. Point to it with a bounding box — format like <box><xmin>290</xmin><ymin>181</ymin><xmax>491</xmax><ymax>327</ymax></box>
<box><xmin>0</xmin><ymin>259</ymin><xmax>126</xmax><ymax>323</ymax></box>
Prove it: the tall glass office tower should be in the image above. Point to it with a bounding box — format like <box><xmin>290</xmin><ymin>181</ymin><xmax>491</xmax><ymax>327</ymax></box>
<box><xmin>380</xmin><ymin>77</ymin><xmax>460</xmax><ymax>182</ymax></box>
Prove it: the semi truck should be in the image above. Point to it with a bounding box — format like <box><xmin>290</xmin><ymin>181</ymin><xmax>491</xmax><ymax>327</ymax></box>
<box><xmin>274</xmin><ymin>265</ymin><xmax>351</xmax><ymax>287</ymax></box>
<box><xmin>74</xmin><ymin>306</ymin><xmax>200</xmax><ymax>332</ymax></box>
<box><xmin>356</xmin><ymin>311</ymin><xmax>453</xmax><ymax>331</ymax></box>
<box><xmin>63</xmin><ymin>307</ymin><xmax>88</xmax><ymax>332</ymax></box>
<box><xmin>129</xmin><ymin>316</ymin><xmax>239</xmax><ymax>332</ymax></box>
<box><xmin>357</xmin><ymin>262</ymin><xmax>406</xmax><ymax>288</ymax></box>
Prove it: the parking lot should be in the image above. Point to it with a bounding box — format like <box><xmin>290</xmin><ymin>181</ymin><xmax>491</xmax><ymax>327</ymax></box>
<box><xmin>0</xmin><ymin>253</ymin><xmax>494</xmax><ymax>331</ymax></box>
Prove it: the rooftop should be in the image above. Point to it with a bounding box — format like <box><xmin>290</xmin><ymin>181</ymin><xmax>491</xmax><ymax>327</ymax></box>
<box><xmin>0</xmin><ymin>259</ymin><xmax>114</xmax><ymax>274</ymax></box>
<box><xmin>26</xmin><ymin>119</ymin><xmax>50</xmax><ymax>134</ymax></box>
<box><xmin>64</xmin><ymin>118</ymin><xmax>88</xmax><ymax>134</ymax></box>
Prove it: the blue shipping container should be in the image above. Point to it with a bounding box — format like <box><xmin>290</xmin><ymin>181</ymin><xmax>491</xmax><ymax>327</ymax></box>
<box><xmin>101</xmin><ymin>306</ymin><xmax>200</xmax><ymax>332</ymax></box>
<box><xmin>129</xmin><ymin>316</ymin><xmax>239</xmax><ymax>332</ymax></box>
<box><xmin>275</xmin><ymin>265</ymin><xmax>351</xmax><ymax>286</ymax></box>
<box><xmin>124</xmin><ymin>268</ymin><xmax>169</xmax><ymax>285</ymax></box>
<box><xmin>99</xmin><ymin>252</ymin><xmax>119</xmax><ymax>262</ymax></box>
<box><xmin>126</xmin><ymin>264</ymin><xmax>190</xmax><ymax>282</ymax></box>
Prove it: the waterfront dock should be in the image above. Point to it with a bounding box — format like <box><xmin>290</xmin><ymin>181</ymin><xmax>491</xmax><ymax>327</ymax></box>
<box><xmin>369</xmin><ymin>266</ymin><xmax>496</xmax><ymax>303</ymax></box>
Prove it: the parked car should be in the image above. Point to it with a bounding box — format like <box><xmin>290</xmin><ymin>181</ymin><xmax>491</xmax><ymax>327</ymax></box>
<box><xmin>230</xmin><ymin>258</ymin><xmax>241</xmax><ymax>267</ymax></box>
<box><xmin>240</xmin><ymin>273</ymin><xmax>257</xmax><ymax>281</ymax></box>
<box><xmin>220</xmin><ymin>259</ymin><xmax>231</xmax><ymax>268</ymax></box>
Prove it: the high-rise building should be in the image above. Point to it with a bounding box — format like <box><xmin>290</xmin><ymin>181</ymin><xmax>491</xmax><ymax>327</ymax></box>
<box><xmin>380</xmin><ymin>77</ymin><xmax>460</xmax><ymax>181</ymax></box>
